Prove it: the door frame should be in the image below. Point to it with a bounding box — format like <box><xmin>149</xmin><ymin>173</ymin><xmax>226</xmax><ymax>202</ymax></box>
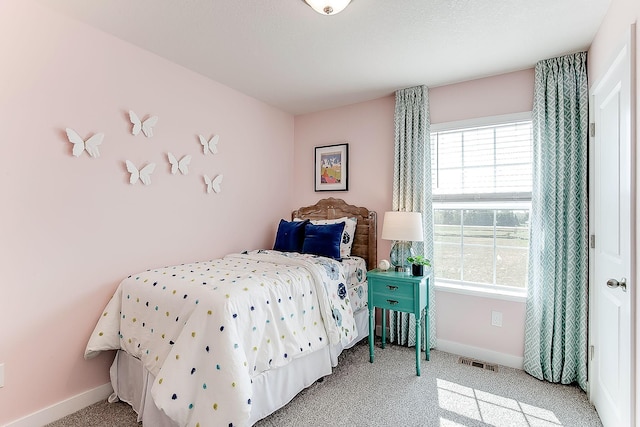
<box><xmin>588</xmin><ymin>23</ymin><xmax>637</xmax><ymax>426</ymax></box>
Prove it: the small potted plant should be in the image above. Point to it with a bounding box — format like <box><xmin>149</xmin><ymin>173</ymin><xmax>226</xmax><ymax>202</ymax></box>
<box><xmin>406</xmin><ymin>255</ymin><xmax>431</xmax><ymax>277</ymax></box>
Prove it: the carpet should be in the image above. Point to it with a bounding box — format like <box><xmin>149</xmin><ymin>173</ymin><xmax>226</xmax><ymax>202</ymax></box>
<box><xmin>47</xmin><ymin>341</ymin><xmax>602</xmax><ymax>426</ymax></box>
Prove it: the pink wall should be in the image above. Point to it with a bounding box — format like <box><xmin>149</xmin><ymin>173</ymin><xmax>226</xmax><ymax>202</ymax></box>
<box><xmin>0</xmin><ymin>1</ymin><xmax>293</xmax><ymax>424</ymax></box>
<box><xmin>430</xmin><ymin>69</ymin><xmax>535</xmax><ymax>124</ymax></box>
<box><xmin>293</xmin><ymin>95</ymin><xmax>397</xmax><ymax>261</ymax></box>
<box><xmin>294</xmin><ymin>69</ymin><xmax>535</xmax><ymax>361</ymax></box>
<box><xmin>436</xmin><ymin>292</ymin><xmax>527</xmax><ymax>355</ymax></box>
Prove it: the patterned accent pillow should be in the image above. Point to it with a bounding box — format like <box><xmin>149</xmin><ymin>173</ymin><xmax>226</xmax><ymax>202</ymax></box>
<box><xmin>296</xmin><ymin>217</ymin><xmax>357</xmax><ymax>258</ymax></box>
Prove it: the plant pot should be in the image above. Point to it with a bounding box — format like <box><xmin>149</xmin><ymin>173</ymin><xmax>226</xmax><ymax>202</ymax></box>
<box><xmin>412</xmin><ymin>264</ymin><xmax>424</xmax><ymax>276</ymax></box>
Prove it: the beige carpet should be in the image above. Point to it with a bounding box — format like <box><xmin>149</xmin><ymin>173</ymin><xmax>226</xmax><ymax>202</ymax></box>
<box><xmin>47</xmin><ymin>341</ymin><xmax>602</xmax><ymax>426</ymax></box>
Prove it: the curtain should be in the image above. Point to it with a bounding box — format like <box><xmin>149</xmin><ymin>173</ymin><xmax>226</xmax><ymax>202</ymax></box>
<box><xmin>388</xmin><ymin>85</ymin><xmax>437</xmax><ymax>350</ymax></box>
<box><xmin>523</xmin><ymin>52</ymin><xmax>589</xmax><ymax>390</ymax></box>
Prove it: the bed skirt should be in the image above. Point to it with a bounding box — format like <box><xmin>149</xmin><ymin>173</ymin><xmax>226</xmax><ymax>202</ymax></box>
<box><xmin>109</xmin><ymin>307</ymin><xmax>369</xmax><ymax>426</ymax></box>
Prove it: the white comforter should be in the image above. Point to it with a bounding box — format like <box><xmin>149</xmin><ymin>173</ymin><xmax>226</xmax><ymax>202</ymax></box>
<box><xmin>85</xmin><ymin>250</ymin><xmax>357</xmax><ymax>427</ymax></box>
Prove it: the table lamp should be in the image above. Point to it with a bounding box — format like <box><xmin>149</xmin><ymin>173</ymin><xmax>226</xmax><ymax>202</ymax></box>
<box><xmin>381</xmin><ymin>211</ymin><xmax>424</xmax><ymax>272</ymax></box>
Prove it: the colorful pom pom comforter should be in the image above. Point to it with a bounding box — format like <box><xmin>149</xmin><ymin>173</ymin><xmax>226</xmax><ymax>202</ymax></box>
<box><xmin>84</xmin><ymin>250</ymin><xmax>357</xmax><ymax>427</ymax></box>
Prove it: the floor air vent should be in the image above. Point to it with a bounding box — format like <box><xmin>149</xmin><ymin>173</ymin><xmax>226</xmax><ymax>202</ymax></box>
<box><xmin>458</xmin><ymin>357</ymin><xmax>499</xmax><ymax>372</ymax></box>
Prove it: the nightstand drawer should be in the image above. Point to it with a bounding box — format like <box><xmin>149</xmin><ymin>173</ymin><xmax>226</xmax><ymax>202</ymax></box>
<box><xmin>369</xmin><ymin>281</ymin><xmax>414</xmax><ymax>299</ymax></box>
<box><xmin>370</xmin><ymin>293</ymin><xmax>414</xmax><ymax>312</ymax></box>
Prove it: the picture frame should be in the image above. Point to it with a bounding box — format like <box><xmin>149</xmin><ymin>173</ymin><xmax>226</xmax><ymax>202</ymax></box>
<box><xmin>315</xmin><ymin>143</ymin><xmax>348</xmax><ymax>192</ymax></box>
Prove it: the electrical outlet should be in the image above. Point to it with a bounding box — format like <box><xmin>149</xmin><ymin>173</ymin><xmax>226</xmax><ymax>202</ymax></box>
<box><xmin>0</xmin><ymin>363</ymin><xmax>4</xmax><ymax>388</ymax></box>
<box><xmin>491</xmin><ymin>311</ymin><xmax>503</xmax><ymax>327</ymax></box>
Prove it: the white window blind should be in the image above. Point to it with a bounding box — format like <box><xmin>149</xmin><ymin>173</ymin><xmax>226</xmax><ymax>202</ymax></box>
<box><xmin>431</xmin><ymin>121</ymin><xmax>533</xmax><ymax>201</ymax></box>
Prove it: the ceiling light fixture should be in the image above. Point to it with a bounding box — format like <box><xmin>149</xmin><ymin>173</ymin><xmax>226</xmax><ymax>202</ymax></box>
<box><xmin>303</xmin><ymin>0</ymin><xmax>352</xmax><ymax>15</ymax></box>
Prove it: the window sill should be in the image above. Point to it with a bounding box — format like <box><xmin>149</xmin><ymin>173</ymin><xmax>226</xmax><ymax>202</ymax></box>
<box><xmin>434</xmin><ymin>280</ymin><xmax>527</xmax><ymax>303</ymax></box>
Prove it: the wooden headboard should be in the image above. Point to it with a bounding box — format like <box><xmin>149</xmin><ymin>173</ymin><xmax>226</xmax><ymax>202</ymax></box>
<box><xmin>292</xmin><ymin>198</ymin><xmax>377</xmax><ymax>270</ymax></box>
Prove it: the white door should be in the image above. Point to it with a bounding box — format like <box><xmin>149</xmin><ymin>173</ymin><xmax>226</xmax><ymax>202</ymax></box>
<box><xmin>590</xmin><ymin>25</ymin><xmax>635</xmax><ymax>427</ymax></box>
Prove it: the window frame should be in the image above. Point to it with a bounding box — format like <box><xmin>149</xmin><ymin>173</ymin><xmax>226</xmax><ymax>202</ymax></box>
<box><xmin>430</xmin><ymin>112</ymin><xmax>532</xmax><ymax>302</ymax></box>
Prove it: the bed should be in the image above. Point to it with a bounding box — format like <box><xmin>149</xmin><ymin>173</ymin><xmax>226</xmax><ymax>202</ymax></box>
<box><xmin>84</xmin><ymin>198</ymin><xmax>377</xmax><ymax>427</ymax></box>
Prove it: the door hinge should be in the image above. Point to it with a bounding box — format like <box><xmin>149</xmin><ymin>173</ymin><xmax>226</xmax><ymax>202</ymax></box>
<box><xmin>590</xmin><ymin>123</ymin><xmax>596</xmax><ymax>137</ymax></box>
<box><xmin>590</xmin><ymin>345</ymin><xmax>595</xmax><ymax>360</ymax></box>
<box><xmin>590</xmin><ymin>234</ymin><xmax>596</xmax><ymax>248</ymax></box>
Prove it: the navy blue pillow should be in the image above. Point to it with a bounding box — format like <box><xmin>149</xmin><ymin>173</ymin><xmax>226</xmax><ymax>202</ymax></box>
<box><xmin>273</xmin><ymin>219</ymin><xmax>309</xmax><ymax>252</ymax></box>
<box><xmin>301</xmin><ymin>222</ymin><xmax>346</xmax><ymax>260</ymax></box>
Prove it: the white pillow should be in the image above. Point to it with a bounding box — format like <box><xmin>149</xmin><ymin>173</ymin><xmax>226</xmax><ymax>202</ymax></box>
<box><xmin>296</xmin><ymin>216</ymin><xmax>357</xmax><ymax>258</ymax></box>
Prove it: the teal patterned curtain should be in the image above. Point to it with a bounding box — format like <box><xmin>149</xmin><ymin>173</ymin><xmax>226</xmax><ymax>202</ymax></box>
<box><xmin>388</xmin><ymin>85</ymin><xmax>437</xmax><ymax>350</ymax></box>
<box><xmin>523</xmin><ymin>52</ymin><xmax>589</xmax><ymax>390</ymax></box>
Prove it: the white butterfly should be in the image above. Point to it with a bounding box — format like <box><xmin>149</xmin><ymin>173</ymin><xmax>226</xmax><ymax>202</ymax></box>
<box><xmin>199</xmin><ymin>134</ymin><xmax>219</xmax><ymax>155</ymax></box>
<box><xmin>129</xmin><ymin>110</ymin><xmax>158</xmax><ymax>137</ymax></box>
<box><xmin>125</xmin><ymin>160</ymin><xmax>156</xmax><ymax>185</ymax></box>
<box><xmin>66</xmin><ymin>128</ymin><xmax>103</xmax><ymax>158</ymax></box>
<box><xmin>204</xmin><ymin>174</ymin><xmax>223</xmax><ymax>194</ymax></box>
<box><xmin>167</xmin><ymin>152</ymin><xmax>191</xmax><ymax>175</ymax></box>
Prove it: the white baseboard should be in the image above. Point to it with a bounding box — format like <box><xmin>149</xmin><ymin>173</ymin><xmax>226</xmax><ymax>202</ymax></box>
<box><xmin>436</xmin><ymin>338</ymin><xmax>524</xmax><ymax>369</ymax></box>
<box><xmin>6</xmin><ymin>383</ymin><xmax>113</xmax><ymax>427</ymax></box>
<box><xmin>376</xmin><ymin>327</ymin><xmax>523</xmax><ymax>369</ymax></box>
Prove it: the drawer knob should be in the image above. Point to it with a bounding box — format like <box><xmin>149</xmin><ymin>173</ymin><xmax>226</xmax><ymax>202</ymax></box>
<box><xmin>386</xmin><ymin>299</ymin><xmax>399</xmax><ymax>305</ymax></box>
<box><xmin>387</xmin><ymin>285</ymin><xmax>398</xmax><ymax>291</ymax></box>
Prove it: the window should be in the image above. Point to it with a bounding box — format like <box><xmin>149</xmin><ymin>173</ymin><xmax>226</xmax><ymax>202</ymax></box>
<box><xmin>431</xmin><ymin>114</ymin><xmax>532</xmax><ymax>294</ymax></box>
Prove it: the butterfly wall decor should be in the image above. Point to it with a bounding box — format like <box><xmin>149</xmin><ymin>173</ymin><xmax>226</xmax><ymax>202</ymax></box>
<box><xmin>66</xmin><ymin>128</ymin><xmax>104</xmax><ymax>158</ymax></box>
<box><xmin>167</xmin><ymin>152</ymin><xmax>191</xmax><ymax>175</ymax></box>
<box><xmin>204</xmin><ymin>174</ymin><xmax>223</xmax><ymax>194</ymax></box>
<box><xmin>129</xmin><ymin>110</ymin><xmax>158</xmax><ymax>137</ymax></box>
<box><xmin>126</xmin><ymin>160</ymin><xmax>156</xmax><ymax>185</ymax></box>
<box><xmin>199</xmin><ymin>134</ymin><xmax>219</xmax><ymax>155</ymax></box>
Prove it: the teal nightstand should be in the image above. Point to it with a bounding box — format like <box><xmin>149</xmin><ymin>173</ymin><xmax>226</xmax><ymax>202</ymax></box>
<box><xmin>368</xmin><ymin>268</ymin><xmax>430</xmax><ymax>376</ymax></box>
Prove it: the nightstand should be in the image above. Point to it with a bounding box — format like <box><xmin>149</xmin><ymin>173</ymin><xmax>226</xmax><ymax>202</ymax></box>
<box><xmin>368</xmin><ymin>268</ymin><xmax>430</xmax><ymax>376</ymax></box>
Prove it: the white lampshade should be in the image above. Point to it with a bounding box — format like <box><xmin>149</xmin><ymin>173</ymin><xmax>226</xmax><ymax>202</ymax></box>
<box><xmin>303</xmin><ymin>0</ymin><xmax>352</xmax><ymax>15</ymax></box>
<box><xmin>381</xmin><ymin>211</ymin><xmax>424</xmax><ymax>242</ymax></box>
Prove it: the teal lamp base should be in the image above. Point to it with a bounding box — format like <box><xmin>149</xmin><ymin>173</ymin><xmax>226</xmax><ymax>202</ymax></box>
<box><xmin>390</xmin><ymin>241</ymin><xmax>414</xmax><ymax>272</ymax></box>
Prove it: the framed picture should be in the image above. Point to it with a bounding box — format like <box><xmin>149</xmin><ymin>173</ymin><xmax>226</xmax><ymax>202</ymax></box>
<box><xmin>315</xmin><ymin>143</ymin><xmax>348</xmax><ymax>192</ymax></box>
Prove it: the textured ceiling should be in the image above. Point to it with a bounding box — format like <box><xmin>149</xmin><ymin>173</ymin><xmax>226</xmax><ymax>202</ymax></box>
<box><xmin>37</xmin><ymin>0</ymin><xmax>611</xmax><ymax>115</ymax></box>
